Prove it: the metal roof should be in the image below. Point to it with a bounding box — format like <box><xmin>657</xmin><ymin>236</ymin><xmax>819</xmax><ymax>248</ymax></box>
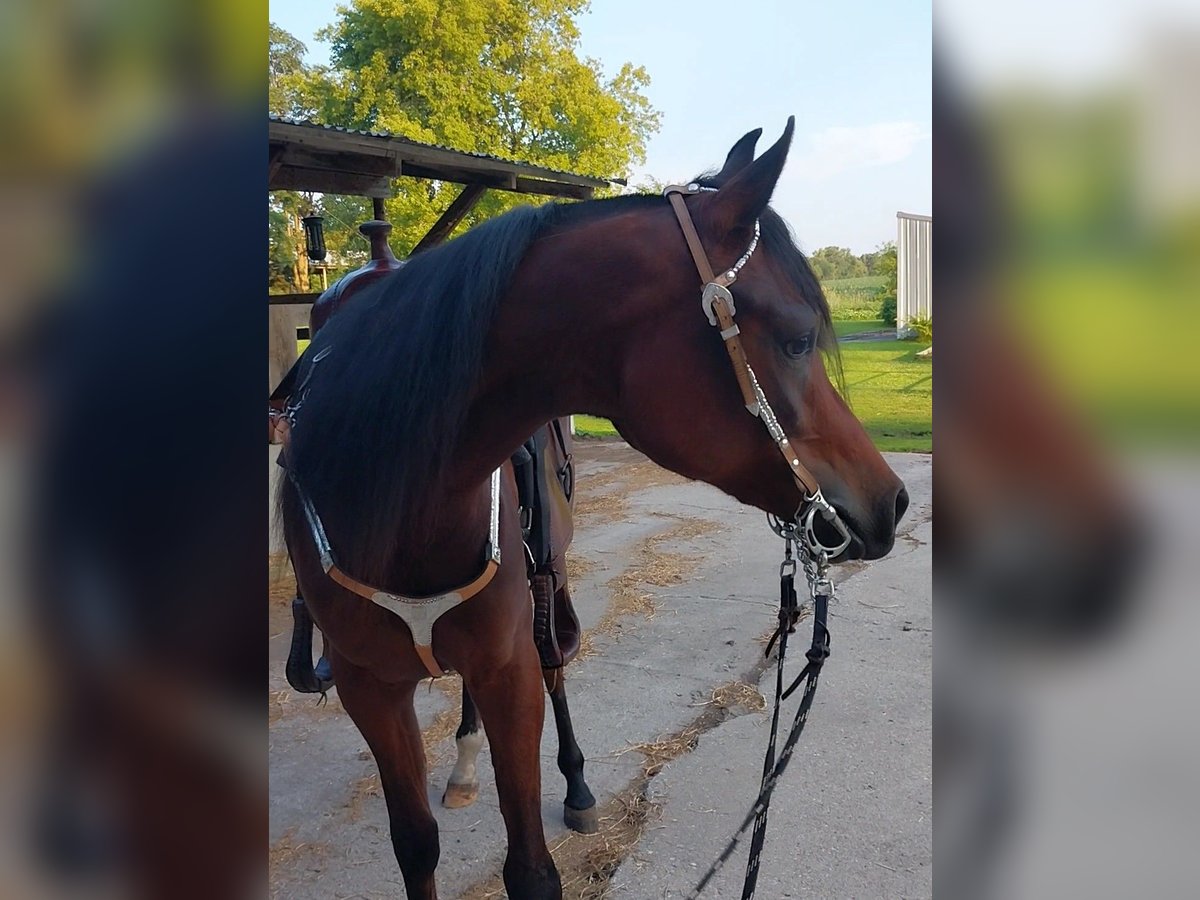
<box><xmin>268</xmin><ymin>116</ymin><xmax>616</xmax><ymax>200</ymax></box>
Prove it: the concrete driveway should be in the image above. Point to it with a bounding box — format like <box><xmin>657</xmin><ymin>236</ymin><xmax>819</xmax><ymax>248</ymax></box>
<box><xmin>268</xmin><ymin>443</ymin><xmax>931</xmax><ymax>899</ymax></box>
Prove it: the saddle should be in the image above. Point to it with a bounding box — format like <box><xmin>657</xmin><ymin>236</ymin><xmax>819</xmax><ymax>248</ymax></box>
<box><xmin>511</xmin><ymin>418</ymin><xmax>582</xmax><ymax>670</ymax></box>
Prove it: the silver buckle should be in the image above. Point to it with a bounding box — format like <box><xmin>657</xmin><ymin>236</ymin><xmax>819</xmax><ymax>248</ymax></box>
<box><xmin>701</xmin><ymin>282</ymin><xmax>736</xmax><ymax>326</ymax></box>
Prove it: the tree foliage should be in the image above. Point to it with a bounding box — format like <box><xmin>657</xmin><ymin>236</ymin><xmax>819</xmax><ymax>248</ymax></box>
<box><xmin>808</xmin><ymin>246</ymin><xmax>868</xmax><ymax>281</ymax></box>
<box><xmin>876</xmin><ymin>244</ymin><xmax>899</xmax><ymax>324</ymax></box>
<box><xmin>859</xmin><ymin>241</ymin><xmax>896</xmax><ymax>276</ymax></box>
<box><xmin>267</xmin><ymin>3</ymin><xmax>660</xmax><ymax>290</ymax></box>
<box><xmin>269</xmin><ymin>23</ymin><xmax>313</xmax><ymax>117</ymax></box>
<box><xmin>875</xmin><ymin>243</ymin><xmax>898</xmax><ymax>290</ymax></box>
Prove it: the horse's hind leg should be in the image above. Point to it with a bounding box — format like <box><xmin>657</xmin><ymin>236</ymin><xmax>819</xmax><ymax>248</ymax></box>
<box><xmin>544</xmin><ymin>669</ymin><xmax>598</xmax><ymax>833</ymax></box>
<box><xmin>442</xmin><ymin>684</ymin><xmax>483</xmax><ymax>809</ymax></box>
<box><xmin>465</xmin><ymin>652</ymin><xmax>562</xmax><ymax>899</ymax></box>
<box><xmin>330</xmin><ymin>651</ymin><xmax>439</xmax><ymax>900</ymax></box>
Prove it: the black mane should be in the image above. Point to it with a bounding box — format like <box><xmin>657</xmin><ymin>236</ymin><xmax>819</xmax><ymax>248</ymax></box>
<box><xmin>284</xmin><ymin>203</ymin><xmax>553</xmax><ymax>577</ymax></box>
<box><xmin>284</xmin><ymin>185</ymin><xmax>836</xmax><ymax>580</ymax></box>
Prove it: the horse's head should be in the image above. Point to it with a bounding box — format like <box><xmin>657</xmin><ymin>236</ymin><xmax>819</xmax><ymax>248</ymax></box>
<box><xmin>611</xmin><ymin>120</ymin><xmax>907</xmax><ymax>560</ymax></box>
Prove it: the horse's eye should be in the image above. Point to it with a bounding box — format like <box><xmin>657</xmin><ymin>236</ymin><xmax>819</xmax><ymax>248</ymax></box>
<box><xmin>782</xmin><ymin>333</ymin><xmax>814</xmax><ymax>359</ymax></box>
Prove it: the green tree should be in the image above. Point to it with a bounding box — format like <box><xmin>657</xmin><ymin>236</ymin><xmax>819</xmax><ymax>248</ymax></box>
<box><xmin>277</xmin><ymin>0</ymin><xmax>660</xmax><ymax>257</ymax></box>
<box><xmin>270</xmin><ymin>24</ymin><xmax>328</xmax><ymax>293</ymax></box>
<box><xmin>270</xmin><ymin>23</ymin><xmax>318</xmax><ymax>118</ymax></box>
<box><xmin>809</xmin><ymin>246</ymin><xmax>867</xmax><ymax>281</ymax></box>
<box><xmin>268</xmin><ymin>191</ymin><xmax>319</xmax><ymax>293</ymax></box>
<box><xmin>876</xmin><ymin>244</ymin><xmax>898</xmax><ymax>287</ymax></box>
<box><xmin>876</xmin><ymin>244</ymin><xmax>898</xmax><ymax>324</ymax></box>
<box><xmin>860</xmin><ymin>241</ymin><xmax>895</xmax><ymax>276</ymax></box>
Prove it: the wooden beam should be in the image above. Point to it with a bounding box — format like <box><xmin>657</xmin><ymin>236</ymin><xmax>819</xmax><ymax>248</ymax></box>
<box><xmin>399</xmin><ymin>161</ymin><xmax>507</xmax><ymax>188</ymax></box>
<box><xmin>399</xmin><ymin>161</ymin><xmax>590</xmax><ymax>198</ymax></box>
<box><xmin>270</xmin><ymin>165</ymin><xmax>392</xmax><ymax>197</ymax></box>
<box><xmin>513</xmin><ymin>177</ymin><xmax>593</xmax><ymax>200</ymax></box>
<box><xmin>268</xmin><ymin>144</ymin><xmax>286</xmax><ymax>183</ymax></box>
<box><xmin>269</xmin><ymin>292</ymin><xmax>324</xmax><ymax>306</ymax></box>
<box><xmin>410</xmin><ymin>183</ymin><xmax>488</xmax><ymax>255</ymax></box>
<box><xmin>276</xmin><ymin>145</ymin><xmax>397</xmax><ymax>178</ymax></box>
<box><xmin>268</xmin><ymin>120</ymin><xmax>609</xmax><ymax>190</ymax></box>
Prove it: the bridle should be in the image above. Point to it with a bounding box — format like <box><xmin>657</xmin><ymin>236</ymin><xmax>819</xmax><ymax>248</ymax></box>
<box><xmin>665</xmin><ymin>182</ymin><xmax>847</xmax><ymax>898</ymax></box>
<box><xmin>663</xmin><ymin>183</ymin><xmax>853</xmax><ymax>560</ymax></box>
<box><xmin>284</xmin><ymin>182</ymin><xmax>851</xmax><ymax>685</ymax></box>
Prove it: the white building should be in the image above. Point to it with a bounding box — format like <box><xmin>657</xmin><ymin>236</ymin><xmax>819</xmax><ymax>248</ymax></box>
<box><xmin>896</xmin><ymin>211</ymin><xmax>931</xmax><ymax>333</ymax></box>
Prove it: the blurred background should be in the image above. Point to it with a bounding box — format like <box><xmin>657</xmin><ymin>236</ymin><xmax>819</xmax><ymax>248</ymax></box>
<box><xmin>1</xmin><ymin>0</ymin><xmax>1197</xmax><ymax>896</ymax></box>
<box><xmin>935</xmin><ymin>0</ymin><xmax>1199</xmax><ymax>897</ymax></box>
<box><xmin>1</xmin><ymin>1</ymin><xmax>265</xmax><ymax>898</ymax></box>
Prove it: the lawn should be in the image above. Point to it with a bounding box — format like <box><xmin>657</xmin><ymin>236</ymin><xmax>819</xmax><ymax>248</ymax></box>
<box><xmin>824</xmin><ymin>275</ymin><xmax>887</xmax><ymax>290</ymax></box>
<box><xmin>572</xmin><ymin>414</ymin><xmax>619</xmax><ymax>437</ymax></box>
<box><xmin>822</xmin><ymin>275</ymin><xmax>886</xmax><ymax>321</ymax></box>
<box><xmin>833</xmin><ymin>318</ymin><xmax>888</xmax><ymax>338</ymax></box>
<box><xmin>571</xmin><ymin>329</ymin><xmax>931</xmax><ymax>453</ymax></box>
<box><xmin>837</xmin><ymin>338</ymin><xmax>931</xmax><ymax>453</ymax></box>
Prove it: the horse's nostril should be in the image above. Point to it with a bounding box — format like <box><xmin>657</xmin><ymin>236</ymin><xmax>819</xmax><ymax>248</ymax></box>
<box><xmin>895</xmin><ymin>486</ymin><xmax>910</xmax><ymax>523</ymax></box>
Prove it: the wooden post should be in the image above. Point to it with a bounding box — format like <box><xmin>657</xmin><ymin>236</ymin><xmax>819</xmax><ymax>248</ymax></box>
<box><xmin>410</xmin><ymin>183</ymin><xmax>487</xmax><ymax>255</ymax></box>
<box><xmin>372</xmin><ymin>197</ymin><xmax>386</xmax><ymax>221</ymax></box>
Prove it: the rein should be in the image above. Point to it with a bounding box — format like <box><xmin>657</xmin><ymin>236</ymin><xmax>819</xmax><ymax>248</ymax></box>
<box><xmin>663</xmin><ymin>183</ymin><xmax>846</xmax><ymax>896</ymax></box>
<box><xmin>686</xmin><ymin>528</ymin><xmax>832</xmax><ymax>900</ymax></box>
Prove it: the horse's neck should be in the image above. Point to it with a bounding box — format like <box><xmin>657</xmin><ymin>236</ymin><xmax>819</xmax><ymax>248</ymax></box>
<box><xmin>453</xmin><ymin>218</ymin><xmax>654</xmax><ymax>486</ymax></box>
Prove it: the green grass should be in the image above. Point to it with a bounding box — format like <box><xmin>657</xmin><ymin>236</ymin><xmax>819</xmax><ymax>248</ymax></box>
<box><xmin>824</xmin><ymin>275</ymin><xmax>887</xmax><ymax>290</ymax></box>
<box><xmin>822</xmin><ymin>275</ymin><xmax>887</xmax><ymax>321</ymax></box>
<box><xmin>572</xmin><ymin>414</ymin><xmax>620</xmax><ymax>437</ymax></box>
<box><xmin>838</xmin><ymin>338</ymin><xmax>932</xmax><ymax>452</ymax></box>
<box><xmin>833</xmin><ymin>319</ymin><xmax>887</xmax><ymax>338</ymax></box>
<box><xmin>569</xmin><ymin>330</ymin><xmax>931</xmax><ymax>453</ymax></box>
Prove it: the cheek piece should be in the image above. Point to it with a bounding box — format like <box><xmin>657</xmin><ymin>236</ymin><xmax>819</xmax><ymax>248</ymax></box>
<box><xmin>663</xmin><ymin>183</ymin><xmax>852</xmax><ymax>559</ymax></box>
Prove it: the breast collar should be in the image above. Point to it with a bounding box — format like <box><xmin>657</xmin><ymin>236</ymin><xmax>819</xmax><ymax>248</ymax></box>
<box><xmin>289</xmin><ymin>465</ymin><xmax>502</xmax><ymax>679</ymax></box>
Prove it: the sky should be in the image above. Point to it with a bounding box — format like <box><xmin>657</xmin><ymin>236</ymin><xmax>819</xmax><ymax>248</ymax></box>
<box><xmin>270</xmin><ymin>0</ymin><xmax>932</xmax><ymax>254</ymax></box>
<box><xmin>936</xmin><ymin>0</ymin><xmax>1200</xmax><ymax>91</ymax></box>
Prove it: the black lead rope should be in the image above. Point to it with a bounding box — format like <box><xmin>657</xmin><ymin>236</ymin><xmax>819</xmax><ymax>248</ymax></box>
<box><xmin>740</xmin><ymin>554</ymin><xmax>799</xmax><ymax>899</ymax></box>
<box><xmin>686</xmin><ymin>542</ymin><xmax>831</xmax><ymax>900</ymax></box>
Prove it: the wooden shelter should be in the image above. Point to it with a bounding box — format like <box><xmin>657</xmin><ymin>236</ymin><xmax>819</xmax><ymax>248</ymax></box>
<box><xmin>268</xmin><ymin>115</ymin><xmax>617</xmax><ymax>388</ymax></box>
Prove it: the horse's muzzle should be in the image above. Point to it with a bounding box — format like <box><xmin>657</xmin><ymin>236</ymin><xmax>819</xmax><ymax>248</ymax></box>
<box><xmin>825</xmin><ymin>484</ymin><xmax>909</xmax><ymax>562</ymax></box>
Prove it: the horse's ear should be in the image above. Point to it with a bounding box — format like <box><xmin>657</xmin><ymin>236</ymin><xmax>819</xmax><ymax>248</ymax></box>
<box><xmin>710</xmin><ymin>127</ymin><xmax>763</xmax><ymax>186</ymax></box>
<box><xmin>705</xmin><ymin>117</ymin><xmax>795</xmax><ymax>234</ymax></box>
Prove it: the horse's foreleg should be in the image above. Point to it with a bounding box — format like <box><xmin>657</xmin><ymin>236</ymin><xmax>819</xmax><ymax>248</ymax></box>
<box><xmin>442</xmin><ymin>684</ymin><xmax>483</xmax><ymax>809</ymax></box>
<box><xmin>466</xmin><ymin>650</ymin><xmax>562</xmax><ymax>900</ymax></box>
<box><xmin>543</xmin><ymin>669</ymin><xmax>598</xmax><ymax>833</ymax></box>
<box><xmin>330</xmin><ymin>652</ymin><xmax>439</xmax><ymax>900</ymax></box>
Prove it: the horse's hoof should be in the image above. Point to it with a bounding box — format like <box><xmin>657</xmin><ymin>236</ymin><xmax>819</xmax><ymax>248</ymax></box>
<box><xmin>442</xmin><ymin>781</ymin><xmax>479</xmax><ymax>809</ymax></box>
<box><xmin>563</xmin><ymin>802</ymin><xmax>599</xmax><ymax>834</ymax></box>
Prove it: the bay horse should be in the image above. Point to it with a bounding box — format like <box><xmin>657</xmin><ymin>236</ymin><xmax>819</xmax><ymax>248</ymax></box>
<box><xmin>279</xmin><ymin>119</ymin><xmax>908</xmax><ymax>898</ymax></box>
<box><xmin>277</xmin><ymin>220</ymin><xmax>591</xmax><ymax>827</ymax></box>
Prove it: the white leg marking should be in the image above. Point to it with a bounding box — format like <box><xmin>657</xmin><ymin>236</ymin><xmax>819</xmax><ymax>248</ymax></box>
<box><xmin>448</xmin><ymin>729</ymin><xmax>484</xmax><ymax>786</ymax></box>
